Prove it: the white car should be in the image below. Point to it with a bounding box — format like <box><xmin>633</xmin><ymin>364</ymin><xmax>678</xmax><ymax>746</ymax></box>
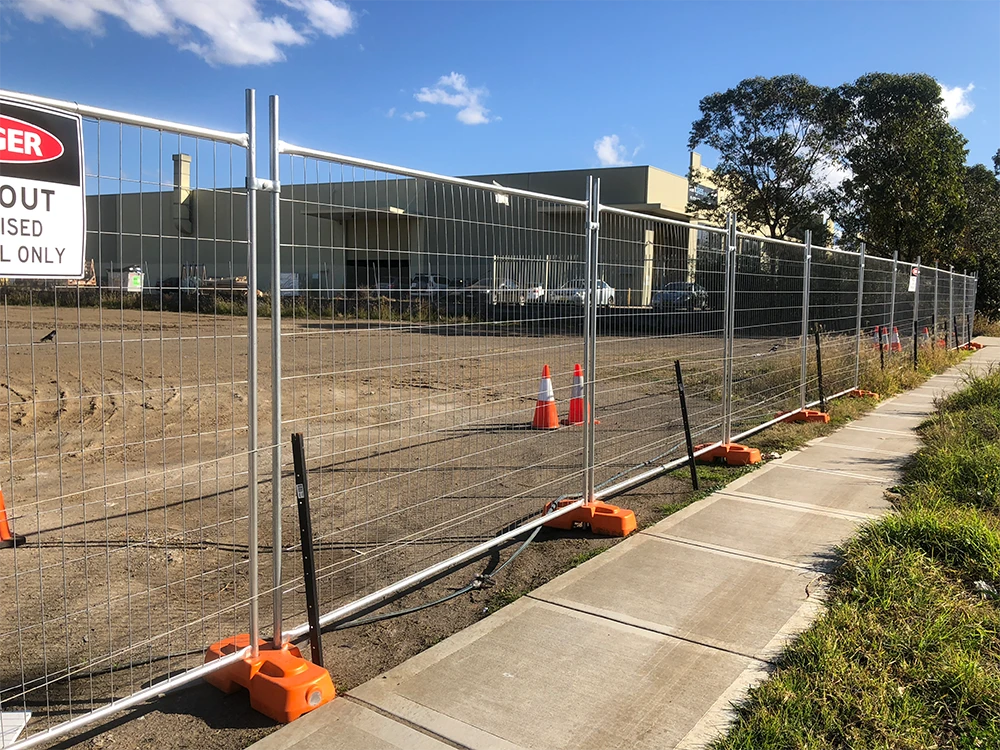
<box><xmin>547</xmin><ymin>279</ymin><xmax>615</xmax><ymax>306</ymax></box>
<box><xmin>458</xmin><ymin>279</ymin><xmax>545</xmax><ymax>305</ymax></box>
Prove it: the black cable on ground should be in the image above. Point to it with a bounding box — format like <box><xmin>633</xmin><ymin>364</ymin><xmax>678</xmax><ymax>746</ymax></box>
<box><xmin>293</xmin><ymin>499</ymin><xmax>563</xmax><ymax>638</ymax></box>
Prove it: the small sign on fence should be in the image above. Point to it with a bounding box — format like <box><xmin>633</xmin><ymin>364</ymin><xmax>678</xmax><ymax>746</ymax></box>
<box><xmin>0</xmin><ymin>98</ymin><xmax>86</xmax><ymax>279</ymax></box>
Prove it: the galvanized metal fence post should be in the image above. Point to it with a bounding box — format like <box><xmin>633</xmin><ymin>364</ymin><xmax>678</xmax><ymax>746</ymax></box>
<box><xmin>963</xmin><ymin>271</ymin><xmax>969</xmax><ymax>344</ymax></box>
<box><xmin>888</xmin><ymin>250</ymin><xmax>898</xmax><ymax>351</ymax></box>
<box><xmin>949</xmin><ymin>264</ymin><xmax>955</xmax><ymax>349</ymax></box>
<box><xmin>582</xmin><ymin>176</ymin><xmax>600</xmax><ymax>501</ymax></box>
<box><xmin>854</xmin><ymin>242</ymin><xmax>865</xmax><ymax>388</ymax></box>
<box><xmin>245</xmin><ymin>88</ymin><xmax>261</xmax><ymax>658</ymax></box>
<box><xmin>912</xmin><ymin>256</ymin><xmax>921</xmax><ymax>369</ymax></box>
<box><xmin>799</xmin><ymin>230</ymin><xmax>812</xmax><ymax>409</ymax></box>
<box><xmin>269</xmin><ymin>94</ymin><xmax>283</xmax><ymax>647</ymax></box>
<box><xmin>722</xmin><ymin>213</ymin><xmax>737</xmax><ymax>444</ymax></box>
<box><xmin>933</xmin><ymin>261</ymin><xmax>939</xmax><ymax>341</ymax></box>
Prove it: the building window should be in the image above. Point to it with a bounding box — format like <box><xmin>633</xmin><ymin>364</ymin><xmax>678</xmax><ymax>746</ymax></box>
<box><xmin>688</xmin><ymin>183</ymin><xmax>718</xmax><ymax>208</ymax></box>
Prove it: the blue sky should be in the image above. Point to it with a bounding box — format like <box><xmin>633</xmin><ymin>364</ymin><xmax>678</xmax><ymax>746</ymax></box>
<box><xmin>1</xmin><ymin>0</ymin><xmax>997</xmax><ymax>179</ymax></box>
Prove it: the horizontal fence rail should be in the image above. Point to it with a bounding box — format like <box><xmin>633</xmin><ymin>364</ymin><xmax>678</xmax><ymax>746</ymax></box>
<box><xmin>0</xmin><ymin>86</ymin><xmax>982</xmax><ymax>748</ymax></box>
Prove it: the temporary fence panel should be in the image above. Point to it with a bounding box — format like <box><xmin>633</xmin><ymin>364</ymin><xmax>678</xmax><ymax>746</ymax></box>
<box><xmin>934</xmin><ymin>266</ymin><xmax>949</xmax><ymax>346</ymax></box>
<box><xmin>0</xmin><ymin>90</ymin><xmax>256</xmax><ymax>748</ymax></box>
<box><xmin>860</xmin><ymin>253</ymin><xmax>895</xmax><ymax>350</ymax></box>
<box><xmin>268</xmin><ymin>128</ymin><xmax>590</xmax><ymax>643</ymax></box>
<box><xmin>807</xmin><ymin>245</ymin><xmax>861</xmax><ymax>399</ymax></box>
<box><xmin>590</xmin><ymin>208</ymin><xmax>727</xmax><ymax>493</ymax></box>
<box><xmin>728</xmin><ymin>233</ymin><xmax>806</xmax><ymax>436</ymax></box>
<box><xmin>892</xmin><ymin>259</ymin><xmax>917</xmax><ymax>355</ymax></box>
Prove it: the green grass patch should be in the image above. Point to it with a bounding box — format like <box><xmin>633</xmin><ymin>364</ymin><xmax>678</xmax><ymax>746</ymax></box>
<box><xmin>567</xmin><ymin>545</ymin><xmax>612</xmax><ymax>568</ymax></box>
<box><xmin>482</xmin><ymin>587</ymin><xmax>527</xmax><ymax>615</ymax></box>
<box><xmin>661</xmin><ymin>463</ymin><xmax>757</xmax><ymax>516</ymax></box>
<box><xmin>713</xmin><ymin>366</ymin><xmax>1000</xmax><ymax>750</ymax></box>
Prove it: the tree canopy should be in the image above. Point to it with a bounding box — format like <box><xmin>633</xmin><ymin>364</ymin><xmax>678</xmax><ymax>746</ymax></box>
<box><xmin>834</xmin><ymin>73</ymin><xmax>968</xmax><ymax>263</ymax></box>
<box><xmin>687</xmin><ymin>75</ymin><xmax>847</xmax><ymax>245</ymax></box>
<box><xmin>688</xmin><ymin>72</ymin><xmax>995</xmax><ymax>313</ymax></box>
<box><xmin>954</xmin><ymin>164</ymin><xmax>1000</xmax><ymax>316</ymax></box>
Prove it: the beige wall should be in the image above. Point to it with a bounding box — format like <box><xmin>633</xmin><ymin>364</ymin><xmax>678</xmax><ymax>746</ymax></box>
<box><xmin>645</xmin><ymin>167</ymin><xmax>690</xmax><ymax>215</ymax></box>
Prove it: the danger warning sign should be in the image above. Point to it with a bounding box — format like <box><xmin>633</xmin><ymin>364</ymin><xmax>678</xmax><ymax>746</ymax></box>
<box><xmin>0</xmin><ymin>98</ymin><xmax>85</xmax><ymax>279</ymax></box>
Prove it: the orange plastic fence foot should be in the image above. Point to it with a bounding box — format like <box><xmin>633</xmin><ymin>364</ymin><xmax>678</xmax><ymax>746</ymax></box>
<box><xmin>694</xmin><ymin>443</ymin><xmax>762</xmax><ymax>466</ymax></box>
<box><xmin>204</xmin><ymin>635</ymin><xmax>335</xmax><ymax>724</ymax></box>
<box><xmin>543</xmin><ymin>498</ymin><xmax>636</xmax><ymax>537</ymax></box>
<box><xmin>959</xmin><ymin>342</ymin><xmax>984</xmax><ymax>351</ymax></box>
<box><xmin>777</xmin><ymin>409</ymin><xmax>830</xmax><ymax>424</ymax></box>
<box><xmin>848</xmin><ymin>389</ymin><xmax>880</xmax><ymax>400</ymax></box>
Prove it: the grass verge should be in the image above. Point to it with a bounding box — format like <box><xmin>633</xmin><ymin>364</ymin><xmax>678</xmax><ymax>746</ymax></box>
<box><xmin>712</xmin><ymin>364</ymin><xmax>1000</xmax><ymax>750</ymax></box>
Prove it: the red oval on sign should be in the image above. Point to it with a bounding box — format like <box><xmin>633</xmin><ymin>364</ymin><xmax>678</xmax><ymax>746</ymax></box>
<box><xmin>0</xmin><ymin>115</ymin><xmax>65</xmax><ymax>164</ymax></box>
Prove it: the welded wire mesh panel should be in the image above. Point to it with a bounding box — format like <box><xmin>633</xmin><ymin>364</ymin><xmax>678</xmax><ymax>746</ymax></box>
<box><xmin>270</xmin><ymin>153</ymin><xmax>588</xmax><ymax>636</ymax></box>
<box><xmin>808</xmin><ymin>247</ymin><xmax>859</xmax><ymax>398</ymax></box>
<box><xmin>0</xmin><ymin>108</ymin><xmax>252</xmax><ymax>743</ymax></box>
<box><xmin>912</xmin><ymin>263</ymin><xmax>934</xmax><ymax>350</ymax></box>
<box><xmin>861</xmin><ymin>254</ymin><xmax>894</xmax><ymax>348</ymax></box>
<box><xmin>932</xmin><ymin>267</ymin><xmax>948</xmax><ymax>346</ymax></box>
<box><xmin>590</xmin><ymin>209</ymin><xmax>726</xmax><ymax>491</ymax></box>
<box><xmin>961</xmin><ymin>275</ymin><xmax>974</xmax><ymax>343</ymax></box>
<box><xmin>892</xmin><ymin>260</ymin><xmax>916</xmax><ymax>356</ymax></box>
<box><xmin>729</xmin><ymin>234</ymin><xmax>805</xmax><ymax>435</ymax></box>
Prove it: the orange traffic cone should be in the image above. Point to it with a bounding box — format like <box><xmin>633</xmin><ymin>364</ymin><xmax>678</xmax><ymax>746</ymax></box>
<box><xmin>921</xmin><ymin>327</ymin><xmax>931</xmax><ymax>345</ymax></box>
<box><xmin>889</xmin><ymin>327</ymin><xmax>902</xmax><ymax>352</ymax></box>
<box><xmin>0</xmin><ymin>488</ymin><xmax>25</xmax><ymax>549</ymax></box>
<box><xmin>872</xmin><ymin>327</ymin><xmax>881</xmax><ymax>349</ymax></box>
<box><xmin>532</xmin><ymin>365</ymin><xmax>560</xmax><ymax>430</ymax></box>
<box><xmin>565</xmin><ymin>364</ymin><xmax>586</xmax><ymax>425</ymax></box>
<box><xmin>881</xmin><ymin>326</ymin><xmax>889</xmax><ymax>350</ymax></box>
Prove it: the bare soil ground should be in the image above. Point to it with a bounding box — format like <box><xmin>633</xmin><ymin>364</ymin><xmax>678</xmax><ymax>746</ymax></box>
<box><xmin>0</xmin><ymin>303</ymin><xmax>833</xmax><ymax>749</ymax></box>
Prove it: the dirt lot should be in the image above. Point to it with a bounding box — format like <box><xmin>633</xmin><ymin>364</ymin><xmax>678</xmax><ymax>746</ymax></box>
<box><xmin>0</xmin><ymin>302</ymin><xmax>839</xmax><ymax>749</ymax></box>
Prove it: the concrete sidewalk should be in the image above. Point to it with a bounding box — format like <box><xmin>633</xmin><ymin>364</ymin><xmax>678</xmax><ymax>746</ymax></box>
<box><xmin>251</xmin><ymin>340</ymin><xmax>997</xmax><ymax>750</ymax></box>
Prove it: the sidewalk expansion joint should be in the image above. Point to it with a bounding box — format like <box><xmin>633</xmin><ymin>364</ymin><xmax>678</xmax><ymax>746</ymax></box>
<box><xmin>844</xmin><ymin>425</ymin><xmax>917</xmax><ymax>437</ymax></box>
<box><xmin>638</xmin><ymin>532</ymin><xmax>821</xmax><ymax>572</ymax></box>
<box><xmin>343</xmin><ymin>694</ymin><xmax>474</xmax><ymax>750</ymax></box>
<box><xmin>768</xmin><ymin>463</ymin><xmax>890</xmax><ymax>483</ymax></box>
<box><xmin>815</xmin><ymin>442</ymin><xmax>911</xmax><ymax>458</ymax></box>
<box><xmin>524</xmin><ymin>594</ymin><xmax>773</xmax><ymax>666</ymax></box>
<box><xmin>713</xmin><ymin>489</ymin><xmax>878</xmax><ymax>521</ymax></box>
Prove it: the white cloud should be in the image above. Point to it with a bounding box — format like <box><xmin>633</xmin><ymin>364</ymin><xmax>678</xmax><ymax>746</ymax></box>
<box><xmin>594</xmin><ymin>135</ymin><xmax>631</xmax><ymax>166</ymax></box>
<box><xmin>386</xmin><ymin>107</ymin><xmax>396</xmax><ymax>118</ymax></box>
<box><xmin>810</xmin><ymin>155</ymin><xmax>852</xmax><ymax>196</ymax></box>
<box><xmin>279</xmin><ymin>0</ymin><xmax>353</xmax><ymax>36</ymax></box>
<box><xmin>939</xmin><ymin>82</ymin><xmax>975</xmax><ymax>122</ymax></box>
<box><xmin>402</xmin><ymin>111</ymin><xmax>427</xmax><ymax>121</ymax></box>
<box><xmin>415</xmin><ymin>72</ymin><xmax>494</xmax><ymax>125</ymax></box>
<box><xmin>9</xmin><ymin>0</ymin><xmax>356</xmax><ymax>66</ymax></box>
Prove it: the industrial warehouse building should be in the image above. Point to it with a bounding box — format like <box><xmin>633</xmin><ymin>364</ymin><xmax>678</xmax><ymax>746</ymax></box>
<box><xmin>80</xmin><ymin>152</ymin><xmax>722</xmax><ymax>305</ymax></box>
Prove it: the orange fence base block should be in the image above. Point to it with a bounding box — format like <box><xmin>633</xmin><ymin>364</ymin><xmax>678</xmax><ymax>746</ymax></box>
<box><xmin>848</xmin><ymin>389</ymin><xmax>881</xmax><ymax>400</ymax></box>
<box><xmin>204</xmin><ymin>635</ymin><xmax>335</xmax><ymax>724</ymax></box>
<box><xmin>543</xmin><ymin>499</ymin><xmax>636</xmax><ymax>537</ymax></box>
<box><xmin>694</xmin><ymin>443</ymin><xmax>762</xmax><ymax>466</ymax></box>
<box><xmin>959</xmin><ymin>342</ymin><xmax>984</xmax><ymax>351</ymax></box>
<box><xmin>777</xmin><ymin>409</ymin><xmax>830</xmax><ymax>424</ymax></box>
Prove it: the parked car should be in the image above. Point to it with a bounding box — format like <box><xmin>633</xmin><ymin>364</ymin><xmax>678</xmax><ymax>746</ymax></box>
<box><xmin>458</xmin><ymin>278</ymin><xmax>545</xmax><ymax>305</ymax></box>
<box><xmin>409</xmin><ymin>274</ymin><xmax>452</xmax><ymax>296</ymax></box>
<box><xmin>651</xmin><ymin>281</ymin><xmax>710</xmax><ymax>311</ymax></box>
<box><xmin>547</xmin><ymin>279</ymin><xmax>615</xmax><ymax>307</ymax></box>
<box><xmin>373</xmin><ymin>276</ymin><xmax>401</xmax><ymax>295</ymax></box>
